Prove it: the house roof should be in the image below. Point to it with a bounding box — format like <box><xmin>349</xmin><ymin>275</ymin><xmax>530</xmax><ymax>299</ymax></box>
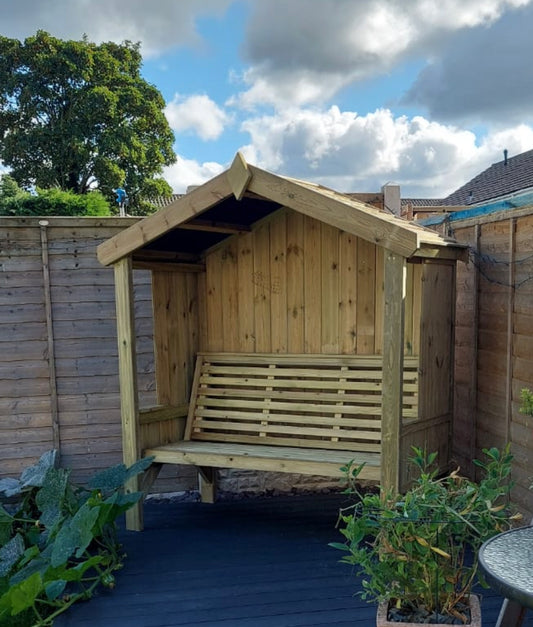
<box><xmin>97</xmin><ymin>153</ymin><xmax>466</xmax><ymax>267</ymax></box>
<box><xmin>401</xmin><ymin>149</ymin><xmax>533</xmax><ymax>209</ymax></box>
<box><xmin>442</xmin><ymin>148</ymin><xmax>533</xmax><ymax>206</ymax></box>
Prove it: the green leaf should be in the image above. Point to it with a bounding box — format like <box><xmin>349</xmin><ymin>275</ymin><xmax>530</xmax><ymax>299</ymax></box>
<box><xmin>20</xmin><ymin>450</ymin><xmax>57</xmax><ymax>488</ymax></box>
<box><xmin>44</xmin><ymin>579</ymin><xmax>66</xmax><ymax>601</ymax></box>
<box><xmin>36</xmin><ymin>467</ymin><xmax>70</xmax><ymax>530</ymax></box>
<box><xmin>0</xmin><ymin>478</ymin><xmax>21</xmax><ymax>498</ymax></box>
<box><xmin>51</xmin><ymin>503</ymin><xmax>99</xmax><ymax>567</ymax></box>
<box><xmin>124</xmin><ymin>456</ymin><xmax>154</xmax><ymax>481</ymax></box>
<box><xmin>1</xmin><ymin>571</ymin><xmax>43</xmax><ymax>615</ymax></box>
<box><xmin>0</xmin><ymin>506</ymin><xmax>13</xmax><ymax>547</ymax></box>
<box><xmin>88</xmin><ymin>464</ymin><xmax>127</xmax><ymax>492</ymax></box>
<box><xmin>0</xmin><ymin>534</ymin><xmax>24</xmax><ymax>577</ymax></box>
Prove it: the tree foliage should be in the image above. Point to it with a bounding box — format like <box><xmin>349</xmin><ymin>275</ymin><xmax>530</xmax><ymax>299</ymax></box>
<box><xmin>0</xmin><ymin>31</ymin><xmax>176</xmax><ymax>208</ymax></box>
<box><xmin>0</xmin><ymin>175</ymin><xmax>110</xmax><ymax>217</ymax></box>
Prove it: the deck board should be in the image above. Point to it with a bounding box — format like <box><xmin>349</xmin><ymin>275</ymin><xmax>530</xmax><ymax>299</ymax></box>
<box><xmin>56</xmin><ymin>494</ymin><xmax>533</xmax><ymax>626</ymax></box>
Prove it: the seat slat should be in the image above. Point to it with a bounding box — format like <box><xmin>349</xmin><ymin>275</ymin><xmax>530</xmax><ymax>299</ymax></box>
<box><xmin>199</xmin><ymin>375</ymin><xmax>384</xmax><ymax>391</ymax></box>
<box><xmin>177</xmin><ymin>353</ymin><xmax>418</xmax><ymax>467</ymax></box>
<box><xmin>191</xmin><ymin>431</ymin><xmax>382</xmax><ymax>452</ymax></box>
<box><xmin>195</xmin><ymin>408</ymin><xmax>382</xmax><ymax>428</ymax></box>
<box><xmin>195</xmin><ymin>397</ymin><xmax>382</xmax><ymax>415</ymax></box>
<box><xmin>193</xmin><ymin>419</ymin><xmax>381</xmax><ymax>440</ymax></box>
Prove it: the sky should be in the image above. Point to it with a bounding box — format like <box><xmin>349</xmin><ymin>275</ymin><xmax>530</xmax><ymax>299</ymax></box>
<box><xmin>2</xmin><ymin>0</ymin><xmax>533</xmax><ymax>198</ymax></box>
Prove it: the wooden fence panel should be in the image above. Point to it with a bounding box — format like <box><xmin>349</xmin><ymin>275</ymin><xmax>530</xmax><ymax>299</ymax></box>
<box><xmin>0</xmin><ymin>218</ymin><xmax>194</xmax><ymax>493</ymax></box>
<box><xmin>449</xmin><ymin>207</ymin><xmax>533</xmax><ymax>519</ymax></box>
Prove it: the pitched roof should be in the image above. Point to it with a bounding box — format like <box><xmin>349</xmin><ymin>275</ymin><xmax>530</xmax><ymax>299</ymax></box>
<box><xmin>442</xmin><ymin>148</ymin><xmax>533</xmax><ymax>205</ymax></box>
<box><xmin>98</xmin><ymin>153</ymin><xmax>466</xmax><ymax>267</ymax></box>
<box><xmin>402</xmin><ymin>149</ymin><xmax>533</xmax><ymax>209</ymax></box>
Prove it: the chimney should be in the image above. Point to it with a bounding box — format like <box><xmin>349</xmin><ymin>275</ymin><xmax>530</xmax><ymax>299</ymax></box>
<box><xmin>503</xmin><ymin>149</ymin><xmax>508</xmax><ymax>166</ymax></box>
<box><xmin>382</xmin><ymin>183</ymin><xmax>401</xmax><ymax>216</ymax></box>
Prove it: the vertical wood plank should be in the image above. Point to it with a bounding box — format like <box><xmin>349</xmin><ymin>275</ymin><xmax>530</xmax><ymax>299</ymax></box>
<box><xmin>220</xmin><ymin>242</ymin><xmax>239</xmax><ymax>351</ymax></box>
<box><xmin>505</xmin><ymin>219</ymin><xmax>516</xmax><ymax>445</ymax></box>
<box><xmin>418</xmin><ymin>263</ymin><xmax>454</xmax><ymax>420</ymax></box>
<box><xmin>286</xmin><ymin>212</ymin><xmax>305</xmax><ymax>353</ymax></box>
<box><xmin>197</xmin><ymin>272</ymin><xmax>208</xmax><ymax>351</ymax></box>
<box><xmin>205</xmin><ymin>249</ymin><xmax>224</xmax><ymax>351</ymax></box>
<box><xmin>40</xmin><ymin>223</ymin><xmax>61</xmax><ymax>456</ymax></box>
<box><xmin>339</xmin><ymin>231</ymin><xmax>357</xmax><ymax>354</ymax></box>
<box><xmin>270</xmin><ymin>214</ymin><xmax>288</xmax><ymax>353</ymax></box>
<box><xmin>253</xmin><ymin>222</ymin><xmax>272</xmax><ymax>352</ymax></box>
<box><xmin>381</xmin><ymin>251</ymin><xmax>406</xmax><ymax>495</ymax></box>
<box><xmin>321</xmin><ymin>224</ymin><xmax>339</xmax><ymax>353</ymax></box>
<box><xmin>304</xmin><ymin>217</ymin><xmax>322</xmax><ymax>353</ymax></box>
<box><xmin>374</xmin><ymin>247</ymin><xmax>384</xmax><ymax>355</ymax></box>
<box><xmin>151</xmin><ymin>272</ymin><xmax>171</xmax><ymax>405</ymax></box>
<box><xmin>411</xmin><ymin>263</ymin><xmax>422</xmax><ymax>356</ymax></box>
<box><xmin>237</xmin><ymin>232</ymin><xmax>255</xmax><ymax>352</ymax></box>
<box><xmin>114</xmin><ymin>257</ymin><xmax>142</xmax><ymax>531</ymax></box>
<box><xmin>404</xmin><ymin>262</ymin><xmax>415</xmax><ymax>355</ymax></box>
<box><xmin>356</xmin><ymin>238</ymin><xmax>376</xmax><ymax>354</ymax></box>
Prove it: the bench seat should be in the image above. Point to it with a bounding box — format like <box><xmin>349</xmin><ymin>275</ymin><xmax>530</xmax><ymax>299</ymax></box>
<box><xmin>144</xmin><ymin>441</ymin><xmax>382</xmax><ymax>480</ymax></box>
<box><xmin>143</xmin><ymin>352</ymin><xmax>419</xmax><ymax>492</ymax></box>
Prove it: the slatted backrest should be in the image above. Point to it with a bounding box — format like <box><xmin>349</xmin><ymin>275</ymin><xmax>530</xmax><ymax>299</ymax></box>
<box><xmin>185</xmin><ymin>353</ymin><xmax>419</xmax><ymax>452</ymax></box>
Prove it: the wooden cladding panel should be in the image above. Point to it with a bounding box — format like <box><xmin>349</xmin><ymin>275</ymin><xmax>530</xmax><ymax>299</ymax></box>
<box><xmin>148</xmin><ymin>270</ymin><xmax>199</xmax><ymax>450</ymax></box>
<box><xmin>0</xmin><ymin>221</ymin><xmax>156</xmax><ymax>481</ymax></box>
<box><xmin>201</xmin><ymin>211</ymin><xmax>420</xmax><ymax>356</ymax></box>
<box><xmin>418</xmin><ymin>262</ymin><xmax>455</xmax><ymax>421</ymax></box>
<box><xmin>451</xmin><ymin>209</ymin><xmax>533</xmax><ymax>519</ymax></box>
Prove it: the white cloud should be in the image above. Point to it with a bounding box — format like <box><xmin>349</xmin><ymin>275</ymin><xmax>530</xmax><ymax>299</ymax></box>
<box><xmin>0</xmin><ymin>0</ymin><xmax>232</xmax><ymax>57</ymax></box>
<box><xmin>239</xmin><ymin>106</ymin><xmax>533</xmax><ymax>197</ymax></box>
<box><xmin>163</xmin><ymin>155</ymin><xmax>225</xmax><ymax>193</ymax></box>
<box><xmin>235</xmin><ymin>0</ymin><xmax>533</xmax><ymax>108</ymax></box>
<box><xmin>165</xmin><ymin>94</ymin><xmax>230</xmax><ymax>140</ymax></box>
<box><xmin>403</xmin><ymin>2</ymin><xmax>533</xmax><ymax>122</ymax></box>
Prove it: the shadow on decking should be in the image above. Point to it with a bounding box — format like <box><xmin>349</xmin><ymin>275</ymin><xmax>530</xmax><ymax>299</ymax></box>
<box><xmin>55</xmin><ymin>493</ymin><xmax>529</xmax><ymax>627</ymax></box>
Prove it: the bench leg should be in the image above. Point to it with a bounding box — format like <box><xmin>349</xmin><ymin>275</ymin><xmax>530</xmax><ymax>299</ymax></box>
<box><xmin>140</xmin><ymin>463</ymin><xmax>163</xmax><ymax>494</ymax></box>
<box><xmin>496</xmin><ymin>599</ymin><xmax>527</xmax><ymax>627</ymax></box>
<box><xmin>198</xmin><ymin>467</ymin><xmax>217</xmax><ymax>503</ymax></box>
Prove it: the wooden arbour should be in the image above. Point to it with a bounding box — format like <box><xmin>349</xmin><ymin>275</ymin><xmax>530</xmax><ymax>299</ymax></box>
<box><xmin>98</xmin><ymin>153</ymin><xmax>467</xmax><ymax>530</ymax></box>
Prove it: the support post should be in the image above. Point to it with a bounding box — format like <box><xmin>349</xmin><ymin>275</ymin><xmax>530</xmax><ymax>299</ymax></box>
<box><xmin>198</xmin><ymin>467</ymin><xmax>217</xmax><ymax>503</ymax></box>
<box><xmin>381</xmin><ymin>251</ymin><xmax>406</xmax><ymax>494</ymax></box>
<box><xmin>114</xmin><ymin>257</ymin><xmax>142</xmax><ymax>531</ymax></box>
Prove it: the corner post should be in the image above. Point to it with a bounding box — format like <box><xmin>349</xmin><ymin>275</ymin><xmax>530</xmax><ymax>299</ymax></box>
<box><xmin>114</xmin><ymin>257</ymin><xmax>143</xmax><ymax>531</ymax></box>
<box><xmin>381</xmin><ymin>251</ymin><xmax>406</xmax><ymax>494</ymax></box>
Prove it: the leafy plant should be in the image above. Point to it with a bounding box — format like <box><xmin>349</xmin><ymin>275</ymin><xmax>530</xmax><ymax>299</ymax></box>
<box><xmin>331</xmin><ymin>446</ymin><xmax>520</xmax><ymax>623</ymax></box>
<box><xmin>520</xmin><ymin>388</ymin><xmax>533</xmax><ymax>417</ymax></box>
<box><xmin>0</xmin><ymin>451</ymin><xmax>153</xmax><ymax>626</ymax></box>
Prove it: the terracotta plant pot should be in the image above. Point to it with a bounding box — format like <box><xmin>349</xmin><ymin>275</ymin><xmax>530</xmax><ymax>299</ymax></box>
<box><xmin>376</xmin><ymin>594</ymin><xmax>482</xmax><ymax>626</ymax></box>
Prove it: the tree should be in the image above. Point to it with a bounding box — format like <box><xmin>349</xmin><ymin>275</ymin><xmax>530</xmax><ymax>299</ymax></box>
<box><xmin>0</xmin><ymin>31</ymin><xmax>176</xmax><ymax>209</ymax></box>
<box><xmin>0</xmin><ymin>174</ymin><xmax>111</xmax><ymax>217</ymax></box>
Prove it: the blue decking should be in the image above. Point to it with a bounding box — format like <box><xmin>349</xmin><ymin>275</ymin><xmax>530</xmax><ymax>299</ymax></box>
<box><xmin>55</xmin><ymin>493</ymin><xmax>531</xmax><ymax>626</ymax></box>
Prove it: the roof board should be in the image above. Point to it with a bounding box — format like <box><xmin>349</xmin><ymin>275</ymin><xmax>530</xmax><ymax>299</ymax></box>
<box><xmin>97</xmin><ymin>153</ymin><xmax>465</xmax><ymax>267</ymax></box>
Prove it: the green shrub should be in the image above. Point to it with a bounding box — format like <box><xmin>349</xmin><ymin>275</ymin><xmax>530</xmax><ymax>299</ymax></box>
<box><xmin>0</xmin><ymin>451</ymin><xmax>152</xmax><ymax>626</ymax></box>
<box><xmin>0</xmin><ymin>187</ymin><xmax>111</xmax><ymax>217</ymax></box>
<box><xmin>331</xmin><ymin>446</ymin><xmax>519</xmax><ymax>621</ymax></box>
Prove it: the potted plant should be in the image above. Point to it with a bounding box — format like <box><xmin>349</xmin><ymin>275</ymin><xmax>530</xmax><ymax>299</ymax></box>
<box><xmin>331</xmin><ymin>446</ymin><xmax>520</xmax><ymax>625</ymax></box>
